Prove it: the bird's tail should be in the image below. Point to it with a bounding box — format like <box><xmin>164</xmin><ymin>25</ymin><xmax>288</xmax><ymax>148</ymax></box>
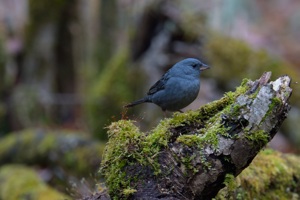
<box><xmin>124</xmin><ymin>97</ymin><xmax>150</xmax><ymax>108</ymax></box>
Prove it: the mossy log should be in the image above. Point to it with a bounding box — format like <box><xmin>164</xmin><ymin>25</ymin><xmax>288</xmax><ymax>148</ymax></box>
<box><xmin>0</xmin><ymin>129</ymin><xmax>105</xmax><ymax>177</ymax></box>
<box><xmin>96</xmin><ymin>72</ymin><xmax>292</xmax><ymax>199</ymax></box>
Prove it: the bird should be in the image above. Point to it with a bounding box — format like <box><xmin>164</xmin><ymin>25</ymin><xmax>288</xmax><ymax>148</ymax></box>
<box><xmin>125</xmin><ymin>58</ymin><xmax>210</xmax><ymax>112</ymax></box>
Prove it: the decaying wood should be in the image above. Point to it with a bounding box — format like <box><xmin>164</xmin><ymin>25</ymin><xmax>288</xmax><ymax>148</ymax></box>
<box><xmin>86</xmin><ymin>72</ymin><xmax>292</xmax><ymax>200</ymax></box>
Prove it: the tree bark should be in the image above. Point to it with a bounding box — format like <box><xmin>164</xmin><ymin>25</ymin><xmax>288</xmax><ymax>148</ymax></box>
<box><xmin>95</xmin><ymin>72</ymin><xmax>292</xmax><ymax>200</ymax></box>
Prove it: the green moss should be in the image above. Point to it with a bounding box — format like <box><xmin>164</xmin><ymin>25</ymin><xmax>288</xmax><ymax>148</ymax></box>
<box><xmin>176</xmin><ymin>135</ymin><xmax>202</xmax><ymax>147</ymax></box>
<box><xmin>216</xmin><ymin>150</ymin><xmax>300</xmax><ymax>199</ymax></box>
<box><xmin>268</xmin><ymin>97</ymin><xmax>281</xmax><ymax>115</ymax></box>
<box><xmin>260</xmin><ymin>148</ymin><xmax>275</xmax><ymax>155</ymax></box>
<box><xmin>22</xmin><ymin>131</ymin><xmax>43</xmax><ymax>161</ymax></box>
<box><xmin>245</xmin><ymin>130</ymin><xmax>269</xmax><ymax>147</ymax></box>
<box><xmin>0</xmin><ymin>134</ymin><xmax>16</xmax><ymax>156</ymax></box>
<box><xmin>224</xmin><ymin>174</ymin><xmax>236</xmax><ymax>191</ymax></box>
<box><xmin>123</xmin><ymin>187</ymin><xmax>137</xmax><ymax>197</ymax></box>
<box><xmin>146</xmin><ymin>118</ymin><xmax>172</xmax><ymax>149</ymax></box>
<box><xmin>176</xmin><ymin>136</ymin><xmax>213</xmax><ymax>174</ymax></box>
<box><xmin>36</xmin><ymin>133</ymin><xmax>56</xmax><ymax>155</ymax></box>
<box><xmin>0</xmin><ymin>164</ymin><xmax>71</xmax><ymax>200</ymax></box>
<box><xmin>170</xmin><ymin>111</ymin><xmax>202</xmax><ymax>126</ymax></box>
<box><xmin>181</xmin><ymin>154</ymin><xmax>198</xmax><ymax>174</ymax></box>
<box><xmin>100</xmin><ymin>120</ymin><xmax>144</xmax><ymax>198</ymax></box>
<box><xmin>0</xmin><ymin>129</ymin><xmax>105</xmax><ymax>186</ymax></box>
<box><xmin>198</xmin><ymin>96</ymin><xmax>232</xmax><ymax>120</ymax></box>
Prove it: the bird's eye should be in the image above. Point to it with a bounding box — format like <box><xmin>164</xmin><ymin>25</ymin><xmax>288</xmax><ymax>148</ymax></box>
<box><xmin>192</xmin><ymin>63</ymin><xmax>198</xmax><ymax>68</ymax></box>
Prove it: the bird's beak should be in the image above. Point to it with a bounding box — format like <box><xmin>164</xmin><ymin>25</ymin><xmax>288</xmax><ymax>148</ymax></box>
<box><xmin>200</xmin><ymin>63</ymin><xmax>210</xmax><ymax>71</ymax></box>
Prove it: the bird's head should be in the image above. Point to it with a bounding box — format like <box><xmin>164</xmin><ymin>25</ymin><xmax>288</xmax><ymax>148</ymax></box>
<box><xmin>172</xmin><ymin>58</ymin><xmax>210</xmax><ymax>77</ymax></box>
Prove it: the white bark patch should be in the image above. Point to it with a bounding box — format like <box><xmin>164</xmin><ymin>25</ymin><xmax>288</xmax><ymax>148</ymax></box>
<box><xmin>245</xmin><ymin>85</ymin><xmax>274</xmax><ymax>126</ymax></box>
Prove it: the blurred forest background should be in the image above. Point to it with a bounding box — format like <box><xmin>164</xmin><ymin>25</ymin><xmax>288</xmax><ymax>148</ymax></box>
<box><xmin>0</xmin><ymin>0</ymin><xmax>300</xmax><ymax>199</ymax></box>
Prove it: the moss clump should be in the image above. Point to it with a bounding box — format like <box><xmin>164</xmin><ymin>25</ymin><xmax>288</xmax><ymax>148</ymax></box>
<box><xmin>170</xmin><ymin>111</ymin><xmax>203</xmax><ymax>127</ymax></box>
<box><xmin>145</xmin><ymin>118</ymin><xmax>173</xmax><ymax>151</ymax></box>
<box><xmin>223</xmin><ymin>174</ymin><xmax>236</xmax><ymax>191</ymax></box>
<box><xmin>101</xmin><ymin>118</ymin><xmax>201</xmax><ymax>198</ymax></box>
<box><xmin>0</xmin><ymin>164</ymin><xmax>71</xmax><ymax>200</ymax></box>
<box><xmin>101</xmin><ymin>118</ymin><xmax>182</xmax><ymax>197</ymax></box>
<box><xmin>100</xmin><ymin>120</ymin><xmax>144</xmax><ymax>198</ymax></box>
<box><xmin>181</xmin><ymin>153</ymin><xmax>198</xmax><ymax>174</ymax></box>
<box><xmin>216</xmin><ymin>150</ymin><xmax>300</xmax><ymax>199</ymax></box>
<box><xmin>123</xmin><ymin>187</ymin><xmax>137</xmax><ymax>197</ymax></box>
<box><xmin>176</xmin><ymin>135</ymin><xmax>202</xmax><ymax>147</ymax></box>
<box><xmin>244</xmin><ymin>130</ymin><xmax>269</xmax><ymax>147</ymax></box>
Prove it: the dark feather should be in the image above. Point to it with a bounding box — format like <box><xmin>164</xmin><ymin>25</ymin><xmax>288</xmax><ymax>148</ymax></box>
<box><xmin>147</xmin><ymin>73</ymin><xmax>169</xmax><ymax>95</ymax></box>
<box><xmin>124</xmin><ymin>97</ymin><xmax>150</xmax><ymax>108</ymax></box>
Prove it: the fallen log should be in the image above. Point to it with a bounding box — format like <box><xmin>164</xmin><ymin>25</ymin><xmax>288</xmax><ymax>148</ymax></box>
<box><xmin>95</xmin><ymin>72</ymin><xmax>292</xmax><ymax>200</ymax></box>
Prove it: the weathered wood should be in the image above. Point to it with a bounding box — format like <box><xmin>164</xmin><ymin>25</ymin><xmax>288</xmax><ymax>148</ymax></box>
<box><xmin>94</xmin><ymin>72</ymin><xmax>292</xmax><ymax>200</ymax></box>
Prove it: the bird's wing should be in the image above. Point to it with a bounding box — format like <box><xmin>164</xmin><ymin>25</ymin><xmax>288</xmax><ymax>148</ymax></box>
<box><xmin>147</xmin><ymin>73</ymin><xmax>169</xmax><ymax>95</ymax></box>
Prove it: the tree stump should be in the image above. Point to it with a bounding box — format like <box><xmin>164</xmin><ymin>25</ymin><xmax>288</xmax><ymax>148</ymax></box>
<box><xmin>94</xmin><ymin>72</ymin><xmax>292</xmax><ymax>200</ymax></box>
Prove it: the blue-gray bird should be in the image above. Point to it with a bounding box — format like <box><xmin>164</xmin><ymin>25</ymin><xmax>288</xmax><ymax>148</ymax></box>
<box><xmin>125</xmin><ymin>58</ymin><xmax>209</xmax><ymax>112</ymax></box>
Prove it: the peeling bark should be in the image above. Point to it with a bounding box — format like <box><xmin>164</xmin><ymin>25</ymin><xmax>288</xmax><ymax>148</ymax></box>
<box><xmin>91</xmin><ymin>72</ymin><xmax>292</xmax><ymax>200</ymax></box>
